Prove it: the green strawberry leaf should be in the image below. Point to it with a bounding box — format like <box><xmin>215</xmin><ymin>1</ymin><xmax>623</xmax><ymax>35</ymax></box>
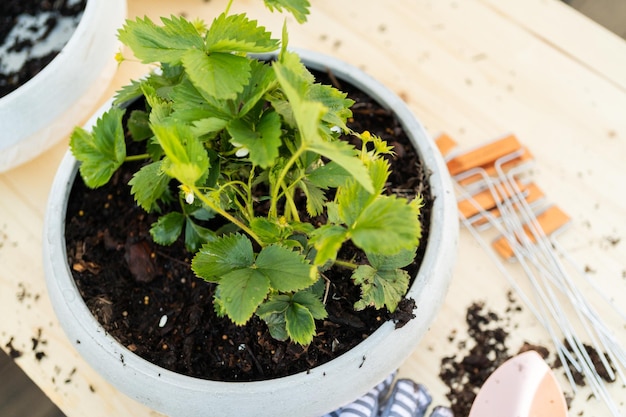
<box><xmin>352</xmin><ymin>264</ymin><xmax>410</xmax><ymax>313</ymax></box>
<box><xmin>218</xmin><ymin>268</ymin><xmax>271</xmax><ymax>325</ymax></box>
<box><xmin>150</xmin><ymin>212</ymin><xmax>184</xmax><ymax>246</ymax></box>
<box><xmin>227</xmin><ymin>110</ymin><xmax>281</xmax><ymax>168</ymax></box>
<box><xmin>184</xmin><ymin>217</ymin><xmax>215</xmax><ymax>253</ymax></box>
<box><xmin>205</xmin><ymin>13</ymin><xmax>279</xmax><ymax>53</ymax></box>
<box><xmin>274</xmin><ymin>52</ymin><xmax>373</xmax><ymax>193</ymax></box>
<box><xmin>255</xmin><ymin>244</ymin><xmax>315</xmax><ymax>292</ymax></box>
<box><xmin>151</xmin><ymin>122</ymin><xmax>209</xmax><ymax>185</ymax></box>
<box><xmin>118</xmin><ymin>15</ymin><xmax>205</xmax><ymax>65</ymax></box>
<box><xmin>192</xmin><ymin>233</ymin><xmax>255</xmax><ymax>282</ymax></box>
<box><xmin>307</xmin><ymin>83</ymin><xmax>353</xmax><ymax>131</ymax></box>
<box><xmin>350</xmin><ymin>195</ymin><xmax>421</xmax><ymax>256</ymax></box>
<box><xmin>127</xmin><ymin>110</ymin><xmax>152</xmax><ymax>141</ymax></box>
<box><xmin>297</xmin><ymin>178</ymin><xmax>327</xmax><ymax>217</ymax></box>
<box><xmin>285</xmin><ymin>303</ymin><xmax>315</xmax><ymax>345</ymax></box>
<box><xmin>263</xmin><ymin>0</ymin><xmax>310</xmax><ymax>23</ymax></box>
<box><xmin>309</xmin><ymin>224</ymin><xmax>348</xmax><ymax>266</ymax></box>
<box><xmin>257</xmin><ymin>290</ymin><xmax>326</xmax><ymax>345</ymax></box>
<box><xmin>182</xmin><ymin>49</ymin><xmax>251</xmax><ymax>101</ymax></box>
<box><xmin>70</xmin><ymin>106</ymin><xmax>126</xmax><ymax>188</ymax></box>
<box><xmin>367</xmin><ymin>248</ymin><xmax>416</xmax><ymax>271</ymax></box>
<box><xmin>129</xmin><ymin>161</ymin><xmax>171</xmax><ymax>212</ymax></box>
<box><xmin>292</xmin><ymin>291</ymin><xmax>327</xmax><ymax>320</ymax></box>
<box><xmin>353</xmin><ymin>250</ymin><xmax>416</xmax><ymax>313</ymax></box>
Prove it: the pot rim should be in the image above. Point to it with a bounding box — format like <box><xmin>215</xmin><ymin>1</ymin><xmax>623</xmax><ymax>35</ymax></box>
<box><xmin>43</xmin><ymin>48</ymin><xmax>458</xmax><ymax>417</ymax></box>
<box><xmin>0</xmin><ymin>0</ymin><xmax>127</xmax><ymax>172</ymax></box>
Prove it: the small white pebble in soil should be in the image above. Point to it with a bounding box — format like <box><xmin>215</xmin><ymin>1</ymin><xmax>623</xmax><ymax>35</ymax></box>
<box><xmin>158</xmin><ymin>314</ymin><xmax>168</xmax><ymax>328</ymax></box>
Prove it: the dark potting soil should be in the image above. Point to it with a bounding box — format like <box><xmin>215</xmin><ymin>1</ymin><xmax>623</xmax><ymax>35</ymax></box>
<box><xmin>0</xmin><ymin>0</ymin><xmax>86</xmax><ymax>98</ymax></box>
<box><xmin>64</xmin><ymin>70</ymin><xmax>434</xmax><ymax>382</ymax></box>
<box><xmin>439</xmin><ymin>298</ymin><xmax>618</xmax><ymax>415</ymax></box>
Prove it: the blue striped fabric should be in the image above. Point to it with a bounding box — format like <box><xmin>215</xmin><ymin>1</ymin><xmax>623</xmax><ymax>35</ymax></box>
<box><xmin>320</xmin><ymin>372</ymin><xmax>396</xmax><ymax>417</ymax></box>
<box><xmin>321</xmin><ymin>374</ymin><xmax>454</xmax><ymax>417</ymax></box>
<box><xmin>379</xmin><ymin>379</ymin><xmax>431</xmax><ymax>417</ymax></box>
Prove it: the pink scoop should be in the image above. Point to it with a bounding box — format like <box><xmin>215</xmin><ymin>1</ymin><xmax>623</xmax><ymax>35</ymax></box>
<box><xmin>468</xmin><ymin>350</ymin><xmax>568</xmax><ymax>417</ymax></box>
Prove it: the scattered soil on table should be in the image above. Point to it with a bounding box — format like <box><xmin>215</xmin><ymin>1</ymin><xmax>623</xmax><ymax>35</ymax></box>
<box><xmin>439</xmin><ymin>298</ymin><xmax>619</xmax><ymax>415</ymax></box>
<box><xmin>439</xmin><ymin>302</ymin><xmax>515</xmax><ymax>415</ymax></box>
<box><xmin>64</xmin><ymin>69</ymin><xmax>434</xmax><ymax>381</ymax></box>
<box><xmin>4</xmin><ymin>337</ymin><xmax>23</xmax><ymax>359</ymax></box>
<box><xmin>0</xmin><ymin>0</ymin><xmax>86</xmax><ymax>97</ymax></box>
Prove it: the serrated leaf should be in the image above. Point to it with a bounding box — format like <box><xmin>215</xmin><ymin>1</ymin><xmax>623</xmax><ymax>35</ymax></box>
<box><xmin>70</xmin><ymin>106</ymin><xmax>126</xmax><ymax>188</ymax></box>
<box><xmin>257</xmin><ymin>294</ymin><xmax>291</xmax><ymax>316</ymax></box>
<box><xmin>264</xmin><ymin>0</ymin><xmax>311</xmax><ymax>23</ymax></box>
<box><xmin>298</xmin><ymin>179</ymin><xmax>327</xmax><ymax>217</ymax></box>
<box><xmin>274</xmin><ymin>52</ymin><xmax>373</xmax><ymax>193</ymax></box>
<box><xmin>129</xmin><ymin>161</ymin><xmax>171</xmax><ymax>212</ymax></box>
<box><xmin>368</xmin><ymin>157</ymin><xmax>392</xmax><ymax>196</ymax></box>
<box><xmin>113</xmin><ymin>79</ymin><xmax>144</xmax><ymax>105</ymax></box>
<box><xmin>218</xmin><ymin>268</ymin><xmax>271</xmax><ymax>325</ymax></box>
<box><xmin>257</xmin><ymin>292</ymin><xmax>325</xmax><ymax>345</ymax></box>
<box><xmin>205</xmin><ymin>13</ymin><xmax>279</xmax><ymax>53</ymax></box>
<box><xmin>367</xmin><ymin>248</ymin><xmax>416</xmax><ymax>271</ymax></box>
<box><xmin>256</xmin><ymin>244</ymin><xmax>315</xmax><ymax>292</ymax></box>
<box><xmin>182</xmin><ymin>49</ymin><xmax>250</xmax><ymax>100</ymax></box>
<box><xmin>307</xmin><ymin>83</ymin><xmax>353</xmax><ymax>131</ymax></box>
<box><xmin>292</xmin><ymin>291</ymin><xmax>327</xmax><ymax>320</ymax></box>
<box><xmin>350</xmin><ymin>196</ymin><xmax>421</xmax><ymax>255</ymax></box>
<box><xmin>236</xmin><ymin>60</ymin><xmax>277</xmax><ymax>117</ymax></box>
<box><xmin>307</xmin><ymin>161</ymin><xmax>351</xmax><ymax>189</ymax></box>
<box><xmin>336</xmin><ymin>176</ymin><xmax>375</xmax><ymax>227</ymax></box>
<box><xmin>118</xmin><ymin>15</ymin><xmax>205</xmax><ymax>65</ymax></box>
<box><xmin>192</xmin><ymin>117</ymin><xmax>229</xmax><ymax>137</ymax></box>
<box><xmin>273</xmin><ymin>51</ymin><xmax>314</xmax><ymax>103</ymax></box>
<box><xmin>184</xmin><ymin>217</ymin><xmax>215</xmax><ymax>253</ymax></box>
<box><xmin>192</xmin><ymin>234</ymin><xmax>255</xmax><ymax>282</ymax></box>
<box><xmin>353</xmin><ymin>264</ymin><xmax>410</xmax><ymax>312</ymax></box>
<box><xmin>128</xmin><ymin>110</ymin><xmax>152</xmax><ymax>141</ymax></box>
<box><xmin>250</xmin><ymin>217</ymin><xmax>282</xmax><ymax>245</ymax></box>
<box><xmin>151</xmin><ymin>122</ymin><xmax>209</xmax><ymax>185</ymax></box>
<box><xmin>227</xmin><ymin>111</ymin><xmax>281</xmax><ymax>168</ymax></box>
<box><xmin>170</xmin><ymin>79</ymin><xmax>233</xmax><ymax>122</ymax></box>
<box><xmin>309</xmin><ymin>139</ymin><xmax>373</xmax><ymax>195</ymax></box>
<box><xmin>285</xmin><ymin>303</ymin><xmax>315</xmax><ymax>345</ymax></box>
<box><xmin>309</xmin><ymin>224</ymin><xmax>348</xmax><ymax>266</ymax></box>
<box><xmin>260</xmin><ymin>311</ymin><xmax>288</xmax><ymax>341</ymax></box>
<box><xmin>150</xmin><ymin>212</ymin><xmax>184</xmax><ymax>246</ymax></box>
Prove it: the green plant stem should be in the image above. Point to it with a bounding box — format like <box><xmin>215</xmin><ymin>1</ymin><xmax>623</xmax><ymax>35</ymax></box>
<box><xmin>189</xmin><ymin>184</ymin><xmax>262</xmax><ymax>245</ymax></box>
<box><xmin>224</xmin><ymin>0</ymin><xmax>234</xmax><ymax>14</ymax></box>
<box><xmin>333</xmin><ymin>259</ymin><xmax>358</xmax><ymax>270</ymax></box>
<box><xmin>125</xmin><ymin>153</ymin><xmax>150</xmax><ymax>162</ymax></box>
<box><xmin>269</xmin><ymin>145</ymin><xmax>306</xmax><ymax>218</ymax></box>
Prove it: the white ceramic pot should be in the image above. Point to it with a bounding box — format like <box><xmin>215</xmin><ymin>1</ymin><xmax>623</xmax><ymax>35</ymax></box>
<box><xmin>43</xmin><ymin>49</ymin><xmax>458</xmax><ymax>417</ymax></box>
<box><xmin>0</xmin><ymin>0</ymin><xmax>126</xmax><ymax>172</ymax></box>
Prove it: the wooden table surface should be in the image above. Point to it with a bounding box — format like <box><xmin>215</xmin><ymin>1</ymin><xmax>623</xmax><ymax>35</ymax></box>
<box><xmin>1</xmin><ymin>0</ymin><xmax>625</xmax><ymax>415</ymax></box>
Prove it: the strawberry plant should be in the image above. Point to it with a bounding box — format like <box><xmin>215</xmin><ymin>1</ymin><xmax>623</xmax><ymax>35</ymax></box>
<box><xmin>69</xmin><ymin>0</ymin><xmax>423</xmax><ymax>345</ymax></box>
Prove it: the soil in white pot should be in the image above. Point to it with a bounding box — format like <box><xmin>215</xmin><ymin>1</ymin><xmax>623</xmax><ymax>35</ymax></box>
<box><xmin>63</xmin><ymin>69</ymin><xmax>434</xmax><ymax>382</ymax></box>
<box><xmin>0</xmin><ymin>0</ymin><xmax>86</xmax><ymax>97</ymax></box>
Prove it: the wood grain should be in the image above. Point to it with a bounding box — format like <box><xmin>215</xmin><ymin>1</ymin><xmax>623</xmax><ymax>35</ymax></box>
<box><xmin>1</xmin><ymin>0</ymin><xmax>624</xmax><ymax>415</ymax></box>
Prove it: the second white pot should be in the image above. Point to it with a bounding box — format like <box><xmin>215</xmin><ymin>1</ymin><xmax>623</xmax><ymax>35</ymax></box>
<box><xmin>0</xmin><ymin>0</ymin><xmax>126</xmax><ymax>172</ymax></box>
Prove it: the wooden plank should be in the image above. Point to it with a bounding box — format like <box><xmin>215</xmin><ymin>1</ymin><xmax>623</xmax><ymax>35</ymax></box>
<box><xmin>456</xmin><ymin>146</ymin><xmax>534</xmax><ymax>186</ymax></box>
<box><xmin>479</xmin><ymin>0</ymin><xmax>626</xmax><ymax>91</ymax></box>
<box><xmin>434</xmin><ymin>133</ymin><xmax>459</xmax><ymax>158</ymax></box>
<box><xmin>1</xmin><ymin>0</ymin><xmax>625</xmax><ymax>416</ymax></box>
<box><xmin>446</xmin><ymin>134</ymin><xmax>521</xmax><ymax>176</ymax></box>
